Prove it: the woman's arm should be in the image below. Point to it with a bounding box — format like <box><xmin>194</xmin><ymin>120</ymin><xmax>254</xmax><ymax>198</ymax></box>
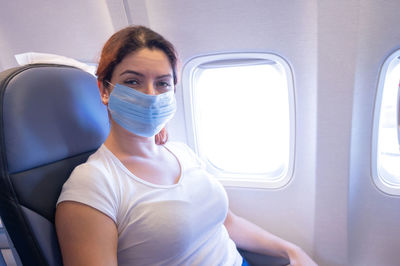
<box><xmin>55</xmin><ymin>201</ymin><xmax>118</xmax><ymax>266</ymax></box>
<box><xmin>224</xmin><ymin>209</ymin><xmax>317</xmax><ymax>266</ymax></box>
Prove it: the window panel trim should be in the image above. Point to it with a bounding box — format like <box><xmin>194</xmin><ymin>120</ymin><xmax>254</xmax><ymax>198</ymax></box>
<box><xmin>372</xmin><ymin>49</ymin><xmax>400</xmax><ymax>195</ymax></box>
<box><xmin>181</xmin><ymin>52</ymin><xmax>295</xmax><ymax>189</ymax></box>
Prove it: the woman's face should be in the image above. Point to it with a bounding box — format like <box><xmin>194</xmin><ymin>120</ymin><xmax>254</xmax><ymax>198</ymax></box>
<box><xmin>101</xmin><ymin>48</ymin><xmax>174</xmax><ymax>104</ymax></box>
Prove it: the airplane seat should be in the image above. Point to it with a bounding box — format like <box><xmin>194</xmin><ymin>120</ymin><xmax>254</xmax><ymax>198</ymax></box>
<box><xmin>0</xmin><ymin>63</ymin><xmax>109</xmax><ymax>266</ymax></box>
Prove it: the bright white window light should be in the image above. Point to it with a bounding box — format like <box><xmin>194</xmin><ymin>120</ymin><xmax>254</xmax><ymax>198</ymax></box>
<box><xmin>182</xmin><ymin>54</ymin><xmax>294</xmax><ymax>188</ymax></box>
<box><xmin>373</xmin><ymin>50</ymin><xmax>400</xmax><ymax>195</ymax></box>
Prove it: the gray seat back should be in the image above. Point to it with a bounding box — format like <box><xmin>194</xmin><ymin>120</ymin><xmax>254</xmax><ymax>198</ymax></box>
<box><xmin>0</xmin><ymin>64</ymin><xmax>109</xmax><ymax>266</ymax></box>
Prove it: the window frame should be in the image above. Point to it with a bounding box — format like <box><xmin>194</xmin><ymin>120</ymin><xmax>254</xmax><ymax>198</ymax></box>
<box><xmin>181</xmin><ymin>52</ymin><xmax>295</xmax><ymax>188</ymax></box>
<box><xmin>372</xmin><ymin>49</ymin><xmax>400</xmax><ymax>195</ymax></box>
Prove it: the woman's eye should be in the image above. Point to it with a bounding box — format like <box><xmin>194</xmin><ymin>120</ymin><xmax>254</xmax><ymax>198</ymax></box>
<box><xmin>124</xmin><ymin>79</ymin><xmax>139</xmax><ymax>86</ymax></box>
<box><xmin>157</xmin><ymin>81</ymin><xmax>172</xmax><ymax>88</ymax></box>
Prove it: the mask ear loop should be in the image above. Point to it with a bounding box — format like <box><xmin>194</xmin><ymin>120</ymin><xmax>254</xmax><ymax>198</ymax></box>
<box><xmin>104</xmin><ymin>80</ymin><xmax>115</xmax><ymax>98</ymax></box>
<box><xmin>98</xmin><ymin>81</ymin><xmax>114</xmax><ymax>105</ymax></box>
<box><xmin>105</xmin><ymin>80</ymin><xmax>115</xmax><ymax>88</ymax></box>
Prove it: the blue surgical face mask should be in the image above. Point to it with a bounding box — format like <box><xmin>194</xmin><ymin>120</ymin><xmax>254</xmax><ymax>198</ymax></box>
<box><xmin>107</xmin><ymin>82</ymin><xmax>176</xmax><ymax>137</ymax></box>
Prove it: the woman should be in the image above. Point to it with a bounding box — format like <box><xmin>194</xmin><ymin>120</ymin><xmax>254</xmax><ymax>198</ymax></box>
<box><xmin>55</xmin><ymin>26</ymin><xmax>317</xmax><ymax>266</ymax></box>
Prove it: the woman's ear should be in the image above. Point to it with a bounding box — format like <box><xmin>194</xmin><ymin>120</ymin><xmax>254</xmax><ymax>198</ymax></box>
<box><xmin>98</xmin><ymin>80</ymin><xmax>110</xmax><ymax>105</ymax></box>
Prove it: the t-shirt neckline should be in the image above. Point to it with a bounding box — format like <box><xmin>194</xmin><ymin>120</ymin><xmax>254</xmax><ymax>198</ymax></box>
<box><xmin>100</xmin><ymin>143</ymin><xmax>184</xmax><ymax>189</ymax></box>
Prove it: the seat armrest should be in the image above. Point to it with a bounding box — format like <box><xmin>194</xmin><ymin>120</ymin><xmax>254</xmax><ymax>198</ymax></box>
<box><xmin>238</xmin><ymin>249</ymin><xmax>290</xmax><ymax>266</ymax></box>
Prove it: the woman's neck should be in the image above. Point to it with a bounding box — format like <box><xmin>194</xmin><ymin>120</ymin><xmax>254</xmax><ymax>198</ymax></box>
<box><xmin>104</xmin><ymin>121</ymin><xmax>160</xmax><ymax>159</ymax></box>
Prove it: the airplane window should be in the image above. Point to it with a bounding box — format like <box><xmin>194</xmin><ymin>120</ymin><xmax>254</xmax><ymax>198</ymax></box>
<box><xmin>373</xmin><ymin>50</ymin><xmax>400</xmax><ymax>195</ymax></box>
<box><xmin>182</xmin><ymin>53</ymin><xmax>294</xmax><ymax>188</ymax></box>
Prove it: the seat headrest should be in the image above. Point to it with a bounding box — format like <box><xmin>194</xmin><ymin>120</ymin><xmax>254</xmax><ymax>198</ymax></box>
<box><xmin>0</xmin><ymin>64</ymin><xmax>109</xmax><ymax>174</ymax></box>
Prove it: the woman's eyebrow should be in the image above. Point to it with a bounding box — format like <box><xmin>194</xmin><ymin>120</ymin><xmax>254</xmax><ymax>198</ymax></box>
<box><xmin>120</xmin><ymin>70</ymin><xmax>144</xmax><ymax>77</ymax></box>
<box><xmin>120</xmin><ymin>70</ymin><xmax>172</xmax><ymax>79</ymax></box>
<box><xmin>157</xmin><ymin>74</ymin><xmax>173</xmax><ymax>79</ymax></box>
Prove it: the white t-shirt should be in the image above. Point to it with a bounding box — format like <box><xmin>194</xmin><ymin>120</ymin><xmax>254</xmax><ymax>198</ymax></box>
<box><xmin>57</xmin><ymin>142</ymin><xmax>242</xmax><ymax>266</ymax></box>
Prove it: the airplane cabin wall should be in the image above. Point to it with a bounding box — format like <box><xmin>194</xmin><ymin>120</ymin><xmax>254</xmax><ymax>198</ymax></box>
<box><xmin>0</xmin><ymin>0</ymin><xmax>116</xmax><ymax>70</ymax></box>
<box><xmin>349</xmin><ymin>1</ymin><xmax>400</xmax><ymax>265</ymax></box>
<box><xmin>313</xmin><ymin>1</ymin><xmax>359</xmax><ymax>265</ymax></box>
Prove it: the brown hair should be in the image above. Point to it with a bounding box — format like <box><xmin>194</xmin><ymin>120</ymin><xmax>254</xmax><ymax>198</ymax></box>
<box><xmin>96</xmin><ymin>26</ymin><xmax>178</xmax><ymax>145</ymax></box>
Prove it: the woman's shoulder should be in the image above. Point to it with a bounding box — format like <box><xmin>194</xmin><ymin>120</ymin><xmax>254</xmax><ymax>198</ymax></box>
<box><xmin>67</xmin><ymin>145</ymin><xmax>116</xmax><ymax>185</ymax></box>
<box><xmin>164</xmin><ymin>141</ymin><xmax>191</xmax><ymax>151</ymax></box>
<box><xmin>164</xmin><ymin>141</ymin><xmax>195</xmax><ymax>157</ymax></box>
<box><xmin>57</xmin><ymin>145</ymin><xmax>120</xmax><ymax>221</ymax></box>
<box><xmin>164</xmin><ymin>141</ymin><xmax>205</xmax><ymax>168</ymax></box>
